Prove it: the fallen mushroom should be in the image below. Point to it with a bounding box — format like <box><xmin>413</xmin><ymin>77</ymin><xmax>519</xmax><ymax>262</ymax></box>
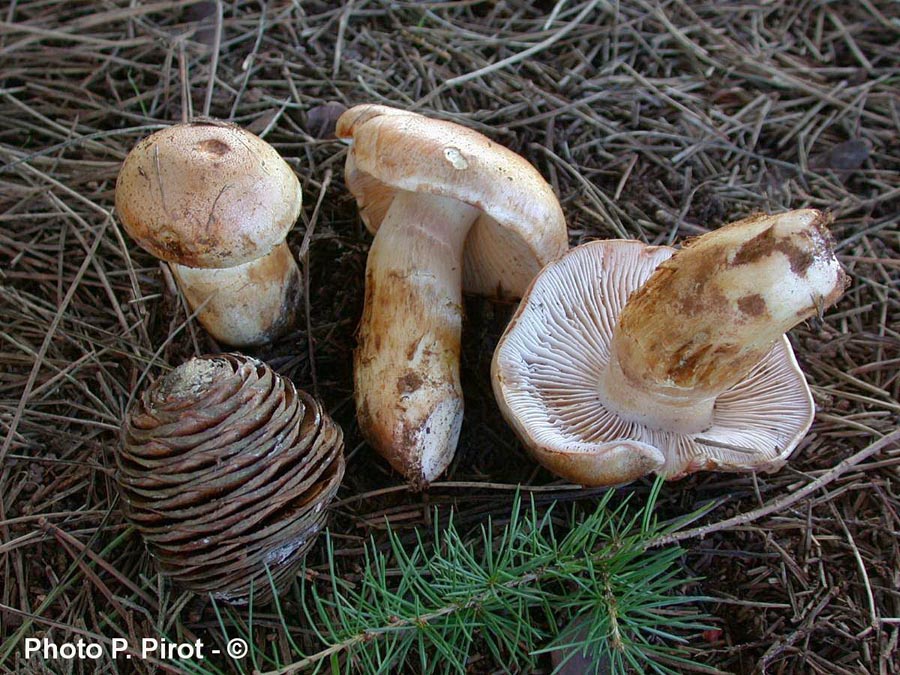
<box><xmin>337</xmin><ymin>104</ymin><xmax>568</xmax><ymax>487</ymax></box>
<box><xmin>492</xmin><ymin>209</ymin><xmax>848</xmax><ymax>485</ymax></box>
<box><xmin>115</xmin><ymin>120</ymin><xmax>302</xmax><ymax>347</ymax></box>
<box><xmin>117</xmin><ymin>354</ymin><xmax>344</xmax><ymax>604</ymax></box>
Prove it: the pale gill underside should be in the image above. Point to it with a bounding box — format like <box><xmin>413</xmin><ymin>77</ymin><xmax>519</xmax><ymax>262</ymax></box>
<box><xmin>494</xmin><ymin>240</ymin><xmax>814</xmax><ymax>479</ymax></box>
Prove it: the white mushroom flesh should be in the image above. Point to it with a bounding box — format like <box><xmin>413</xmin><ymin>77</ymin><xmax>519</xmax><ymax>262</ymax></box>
<box><xmin>338</xmin><ymin>103</ymin><xmax>568</xmax><ymax>487</ymax></box>
<box><xmin>115</xmin><ymin>121</ymin><xmax>303</xmax><ymax>346</ymax></box>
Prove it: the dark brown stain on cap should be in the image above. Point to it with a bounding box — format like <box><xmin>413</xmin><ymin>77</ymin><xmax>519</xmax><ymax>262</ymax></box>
<box><xmin>197</xmin><ymin>139</ymin><xmax>231</xmax><ymax>156</ymax></box>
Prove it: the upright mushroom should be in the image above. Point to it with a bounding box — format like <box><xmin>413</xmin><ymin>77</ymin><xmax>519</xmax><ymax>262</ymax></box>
<box><xmin>337</xmin><ymin>104</ymin><xmax>568</xmax><ymax>487</ymax></box>
<box><xmin>493</xmin><ymin>210</ymin><xmax>848</xmax><ymax>485</ymax></box>
<box><xmin>116</xmin><ymin>120</ymin><xmax>302</xmax><ymax>347</ymax></box>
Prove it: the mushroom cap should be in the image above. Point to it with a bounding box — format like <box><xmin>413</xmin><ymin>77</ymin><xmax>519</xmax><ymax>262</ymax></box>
<box><xmin>336</xmin><ymin>104</ymin><xmax>568</xmax><ymax>298</ymax></box>
<box><xmin>115</xmin><ymin>120</ymin><xmax>302</xmax><ymax>269</ymax></box>
<box><xmin>492</xmin><ymin>239</ymin><xmax>815</xmax><ymax>486</ymax></box>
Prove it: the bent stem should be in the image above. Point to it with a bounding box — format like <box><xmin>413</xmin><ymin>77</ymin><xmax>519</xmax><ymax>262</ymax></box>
<box><xmin>355</xmin><ymin>190</ymin><xmax>479</xmax><ymax>487</ymax></box>
<box><xmin>599</xmin><ymin>210</ymin><xmax>847</xmax><ymax>434</ymax></box>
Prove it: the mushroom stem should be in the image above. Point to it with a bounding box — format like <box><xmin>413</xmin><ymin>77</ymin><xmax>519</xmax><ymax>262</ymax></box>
<box><xmin>171</xmin><ymin>242</ymin><xmax>301</xmax><ymax>347</ymax></box>
<box><xmin>598</xmin><ymin>210</ymin><xmax>847</xmax><ymax>434</ymax></box>
<box><xmin>355</xmin><ymin>190</ymin><xmax>479</xmax><ymax>486</ymax></box>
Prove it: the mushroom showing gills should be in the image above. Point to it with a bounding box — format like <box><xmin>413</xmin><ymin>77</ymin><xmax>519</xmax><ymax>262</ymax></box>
<box><xmin>337</xmin><ymin>104</ymin><xmax>568</xmax><ymax>487</ymax></box>
<box><xmin>493</xmin><ymin>210</ymin><xmax>848</xmax><ymax>486</ymax></box>
<box><xmin>116</xmin><ymin>121</ymin><xmax>302</xmax><ymax>347</ymax></box>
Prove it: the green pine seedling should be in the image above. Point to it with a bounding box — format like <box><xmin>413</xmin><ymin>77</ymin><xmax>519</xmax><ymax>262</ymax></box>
<box><xmin>179</xmin><ymin>479</ymin><xmax>713</xmax><ymax>674</ymax></box>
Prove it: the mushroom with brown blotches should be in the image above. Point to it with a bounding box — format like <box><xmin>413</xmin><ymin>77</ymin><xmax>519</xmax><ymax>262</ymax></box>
<box><xmin>115</xmin><ymin>120</ymin><xmax>302</xmax><ymax>347</ymax></box>
<box><xmin>337</xmin><ymin>104</ymin><xmax>568</xmax><ymax>488</ymax></box>
<box><xmin>492</xmin><ymin>209</ymin><xmax>848</xmax><ymax>486</ymax></box>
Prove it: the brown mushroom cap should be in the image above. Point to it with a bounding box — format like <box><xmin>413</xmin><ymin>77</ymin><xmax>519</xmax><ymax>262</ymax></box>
<box><xmin>492</xmin><ymin>239</ymin><xmax>817</xmax><ymax>485</ymax></box>
<box><xmin>115</xmin><ymin>120</ymin><xmax>302</xmax><ymax>269</ymax></box>
<box><xmin>336</xmin><ymin>104</ymin><xmax>568</xmax><ymax>298</ymax></box>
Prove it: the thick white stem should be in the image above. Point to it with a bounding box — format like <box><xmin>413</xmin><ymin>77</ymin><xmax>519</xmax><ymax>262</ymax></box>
<box><xmin>355</xmin><ymin>191</ymin><xmax>479</xmax><ymax>487</ymax></box>
<box><xmin>171</xmin><ymin>242</ymin><xmax>300</xmax><ymax>347</ymax></box>
<box><xmin>599</xmin><ymin>210</ymin><xmax>847</xmax><ymax>434</ymax></box>
<box><xmin>599</xmin><ymin>351</ymin><xmax>717</xmax><ymax>434</ymax></box>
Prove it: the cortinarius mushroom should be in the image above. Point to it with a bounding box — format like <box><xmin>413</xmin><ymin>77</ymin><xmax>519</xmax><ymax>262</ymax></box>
<box><xmin>337</xmin><ymin>104</ymin><xmax>568</xmax><ymax>487</ymax></box>
<box><xmin>116</xmin><ymin>121</ymin><xmax>302</xmax><ymax>347</ymax></box>
<box><xmin>492</xmin><ymin>210</ymin><xmax>848</xmax><ymax>485</ymax></box>
<box><xmin>117</xmin><ymin>354</ymin><xmax>344</xmax><ymax>604</ymax></box>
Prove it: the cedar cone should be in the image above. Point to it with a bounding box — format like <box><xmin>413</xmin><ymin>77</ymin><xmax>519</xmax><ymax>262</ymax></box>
<box><xmin>117</xmin><ymin>354</ymin><xmax>344</xmax><ymax>604</ymax></box>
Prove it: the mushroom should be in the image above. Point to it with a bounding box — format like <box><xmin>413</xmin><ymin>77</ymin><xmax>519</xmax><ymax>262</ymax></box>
<box><xmin>492</xmin><ymin>210</ymin><xmax>848</xmax><ymax>485</ymax></box>
<box><xmin>336</xmin><ymin>104</ymin><xmax>568</xmax><ymax>487</ymax></box>
<box><xmin>115</xmin><ymin>120</ymin><xmax>302</xmax><ymax>347</ymax></box>
<box><xmin>117</xmin><ymin>353</ymin><xmax>345</xmax><ymax>604</ymax></box>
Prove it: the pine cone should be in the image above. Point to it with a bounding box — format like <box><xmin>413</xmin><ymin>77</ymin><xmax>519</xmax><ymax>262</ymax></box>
<box><xmin>117</xmin><ymin>354</ymin><xmax>344</xmax><ymax>604</ymax></box>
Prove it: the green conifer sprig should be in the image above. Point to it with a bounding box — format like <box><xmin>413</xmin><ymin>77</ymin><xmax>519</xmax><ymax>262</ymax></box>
<box><xmin>201</xmin><ymin>479</ymin><xmax>712</xmax><ymax>675</ymax></box>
